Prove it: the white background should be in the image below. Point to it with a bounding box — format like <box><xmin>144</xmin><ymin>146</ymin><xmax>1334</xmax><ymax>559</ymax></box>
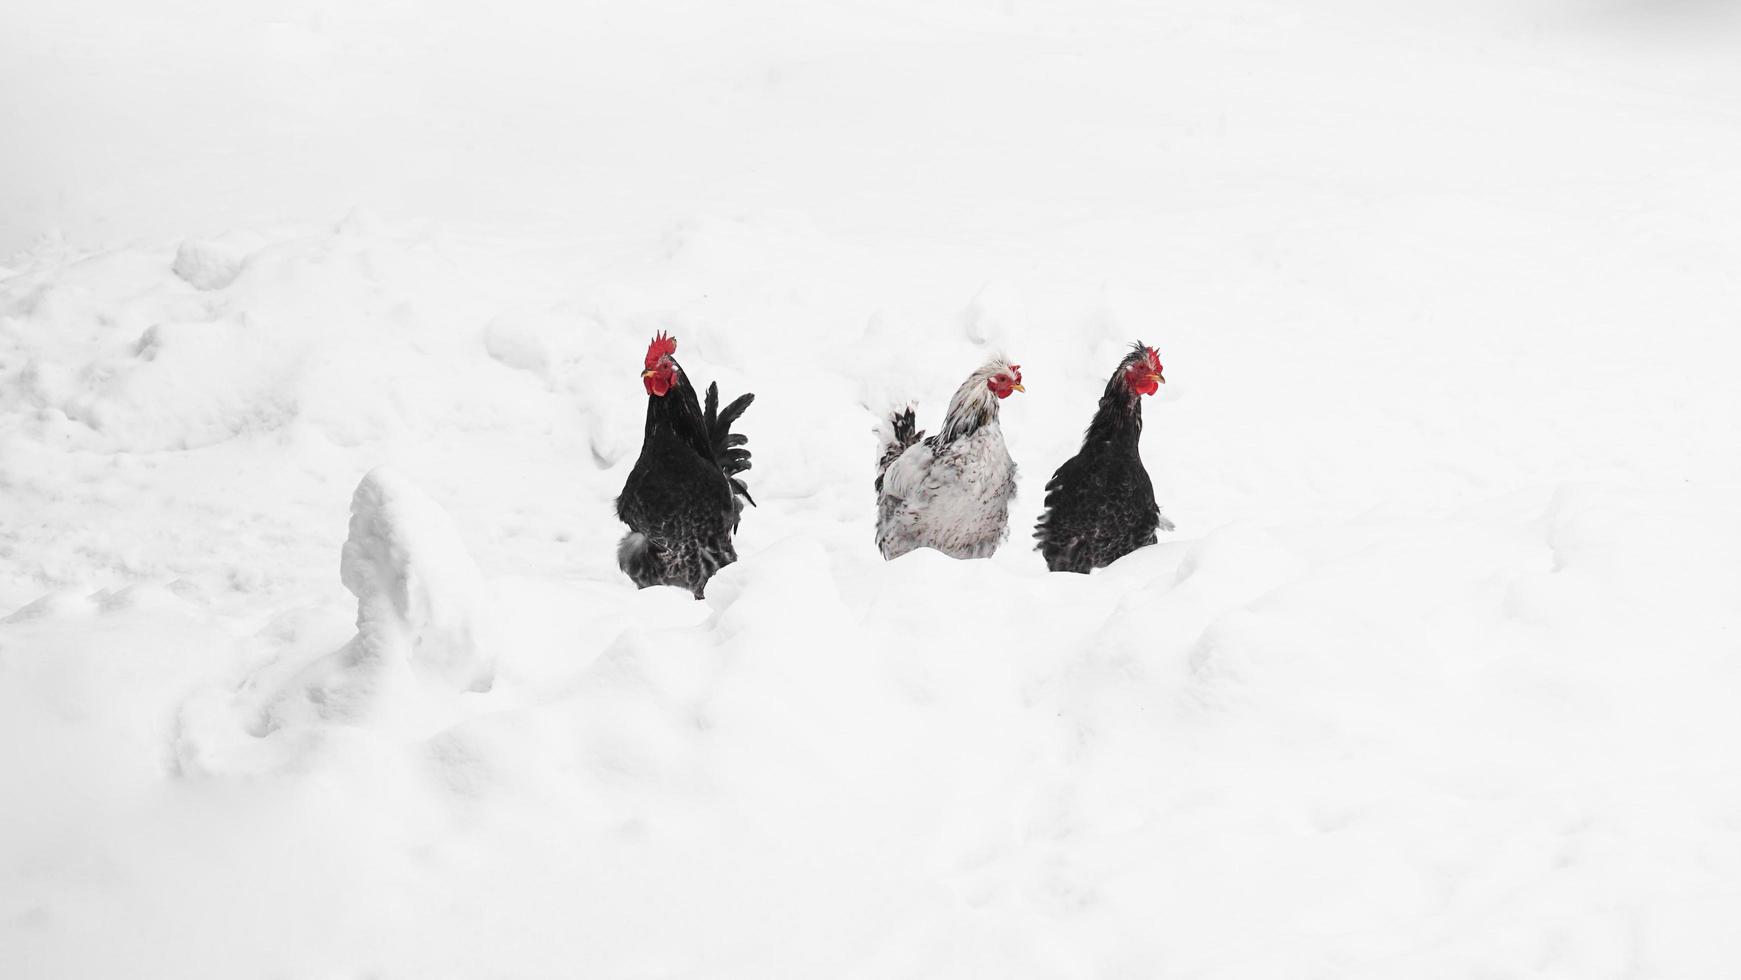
<box><xmin>3</xmin><ymin>0</ymin><xmax>1740</xmax><ymax>976</ymax></box>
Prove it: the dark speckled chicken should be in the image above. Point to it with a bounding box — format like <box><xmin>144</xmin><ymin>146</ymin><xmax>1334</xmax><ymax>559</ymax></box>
<box><xmin>1033</xmin><ymin>343</ymin><xmax>1173</xmax><ymax>573</ymax></box>
<box><xmin>615</xmin><ymin>332</ymin><xmax>755</xmax><ymax>597</ymax></box>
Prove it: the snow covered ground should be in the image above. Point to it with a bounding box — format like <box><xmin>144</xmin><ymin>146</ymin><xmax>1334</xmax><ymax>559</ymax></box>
<box><xmin>4</xmin><ymin>0</ymin><xmax>1741</xmax><ymax>976</ymax></box>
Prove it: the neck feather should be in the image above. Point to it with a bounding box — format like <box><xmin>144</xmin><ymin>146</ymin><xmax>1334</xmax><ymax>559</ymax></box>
<box><xmin>644</xmin><ymin>366</ymin><xmax>713</xmax><ymax>459</ymax></box>
<box><xmin>1080</xmin><ymin>372</ymin><xmax>1144</xmax><ymax>451</ymax></box>
<box><xmin>939</xmin><ymin>365</ymin><xmax>1003</xmax><ymax>444</ymax></box>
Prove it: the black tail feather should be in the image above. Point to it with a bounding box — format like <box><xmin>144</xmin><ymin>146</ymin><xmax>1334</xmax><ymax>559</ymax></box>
<box><xmin>889</xmin><ymin>406</ymin><xmax>918</xmax><ymax>447</ymax></box>
<box><xmin>874</xmin><ymin>406</ymin><xmax>925</xmax><ymax>494</ymax></box>
<box><xmin>705</xmin><ymin>382</ymin><xmax>756</xmax><ymax>509</ymax></box>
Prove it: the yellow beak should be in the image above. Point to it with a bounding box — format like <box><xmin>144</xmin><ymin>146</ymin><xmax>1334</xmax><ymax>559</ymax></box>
<box><xmin>1150</xmin><ymin>374</ymin><xmax>1165</xmax><ymax>385</ymax></box>
<box><xmin>1011</xmin><ymin>383</ymin><xmax>1025</xmax><ymax>393</ymax></box>
<box><xmin>642</xmin><ymin>369</ymin><xmax>655</xmax><ymax>378</ymax></box>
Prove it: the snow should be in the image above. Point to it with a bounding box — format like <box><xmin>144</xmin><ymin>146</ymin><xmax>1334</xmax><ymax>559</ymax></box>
<box><xmin>4</xmin><ymin>0</ymin><xmax>1741</xmax><ymax>976</ymax></box>
<box><xmin>249</xmin><ymin>466</ymin><xmax>494</xmax><ymax>740</ymax></box>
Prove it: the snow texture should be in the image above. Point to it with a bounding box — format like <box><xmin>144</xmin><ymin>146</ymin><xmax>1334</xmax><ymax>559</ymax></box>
<box><xmin>341</xmin><ymin>467</ymin><xmax>490</xmax><ymax>693</ymax></box>
<box><xmin>3</xmin><ymin>0</ymin><xmax>1741</xmax><ymax>977</ymax></box>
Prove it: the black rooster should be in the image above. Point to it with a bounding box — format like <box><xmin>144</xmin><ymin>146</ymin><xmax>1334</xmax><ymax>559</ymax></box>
<box><xmin>615</xmin><ymin>332</ymin><xmax>755</xmax><ymax>597</ymax></box>
<box><xmin>1033</xmin><ymin>343</ymin><xmax>1173</xmax><ymax>573</ymax></box>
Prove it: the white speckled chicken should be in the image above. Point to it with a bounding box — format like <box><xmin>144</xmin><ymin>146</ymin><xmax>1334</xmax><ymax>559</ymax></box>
<box><xmin>874</xmin><ymin>356</ymin><xmax>1023</xmax><ymax>560</ymax></box>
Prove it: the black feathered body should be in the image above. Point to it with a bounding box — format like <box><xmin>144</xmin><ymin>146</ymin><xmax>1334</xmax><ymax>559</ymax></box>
<box><xmin>1034</xmin><ymin>349</ymin><xmax>1172</xmax><ymax>573</ymax></box>
<box><xmin>616</xmin><ymin>365</ymin><xmax>754</xmax><ymax>597</ymax></box>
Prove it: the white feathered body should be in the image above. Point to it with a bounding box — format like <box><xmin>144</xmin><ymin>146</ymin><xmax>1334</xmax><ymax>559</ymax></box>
<box><xmin>875</xmin><ymin>359</ymin><xmax>1019</xmax><ymax>560</ymax></box>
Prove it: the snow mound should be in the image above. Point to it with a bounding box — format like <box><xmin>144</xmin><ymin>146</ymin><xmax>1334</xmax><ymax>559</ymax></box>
<box><xmin>962</xmin><ymin>279</ymin><xmax>1028</xmax><ymax>347</ymax></box>
<box><xmin>170</xmin><ymin>232</ymin><xmax>264</xmax><ymax>291</ymax></box>
<box><xmin>255</xmin><ymin>467</ymin><xmax>491</xmax><ymax>738</ymax></box>
<box><xmin>340</xmin><ymin>466</ymin><xmax>491</xmax><ymax>694</ymax></box>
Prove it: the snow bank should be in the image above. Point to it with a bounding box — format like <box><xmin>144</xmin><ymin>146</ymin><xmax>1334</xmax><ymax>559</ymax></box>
<box><xmin>250</xmin><ymin>467</ymin><xmax>492</xmax><ymax>741</ymax></box>
<box><xmin>340</xmin><ymin>466</ymin><xmax>491</xmax><ymax>696</ymax></box>
<box><xmin>170</xmin><ymin>232</ymin><xmax>268</xmax><ymax>291</ymax></box>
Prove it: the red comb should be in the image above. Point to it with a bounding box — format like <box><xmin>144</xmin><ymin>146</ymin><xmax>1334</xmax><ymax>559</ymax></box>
<box><xmin>1144</xmin><ymin>348</ymin><xmax>1163</xmax><ymax>373</ymax></box>
<box><xmin>644</xmin><ymin>331</ymin><xmax>678</xmax><ymax>370</ymax></box>
<box><xmin>1009</xmin><ymin>364</ymin><xmax>1022</xmax><ymax>383</ymax></box>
